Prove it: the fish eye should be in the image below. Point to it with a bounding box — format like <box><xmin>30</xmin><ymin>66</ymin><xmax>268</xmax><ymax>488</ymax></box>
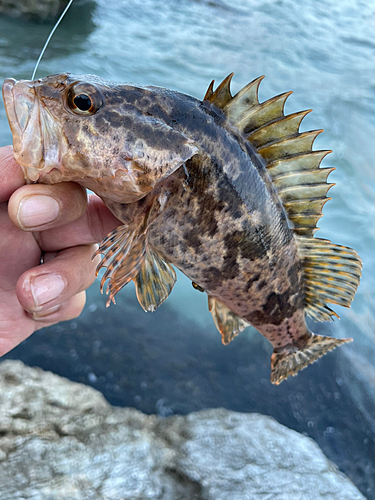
<box><xmin>73</xmin><ymin>94</ymin><xmax>92</xmax><ymax>111</ymax></box>
<box><xmin>66</xmin><ymin>82</ymin><xmax>104</xmax><ymax>116</ymax></box>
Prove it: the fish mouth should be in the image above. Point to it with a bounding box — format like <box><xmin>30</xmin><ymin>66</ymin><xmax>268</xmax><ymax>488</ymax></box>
<box><xmin>2</xmin><ymin>78</ymin><xmax>63</xmax><ymax>183</ymax></box>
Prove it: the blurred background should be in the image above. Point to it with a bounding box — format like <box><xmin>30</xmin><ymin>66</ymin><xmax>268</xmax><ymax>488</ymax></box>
<box><xmin>0</xmin><ymin>0</ymin><xmax>374</xmax><ymax>497</ymax></box>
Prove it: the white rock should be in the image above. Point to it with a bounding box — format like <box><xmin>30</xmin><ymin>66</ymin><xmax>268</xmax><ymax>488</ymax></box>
<box><xmin>0</xmin><ymin>360</ymin><xmax>365</xmax><ymax>500</ymax></box>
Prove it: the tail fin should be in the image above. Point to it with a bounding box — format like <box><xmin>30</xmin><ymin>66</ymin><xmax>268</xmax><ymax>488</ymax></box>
<box><xmin>270</xmin><ymin>333</ymin><xmax>352</xmax><ymax>384</ymax></box>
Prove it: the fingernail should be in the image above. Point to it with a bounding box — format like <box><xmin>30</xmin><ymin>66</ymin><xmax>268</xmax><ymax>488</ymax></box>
<box><xmin>17</xmin><ymin>195</ymin><xmax>60</xmax><ymax>229</ymax></box>
<box><xmin>30</xmin><ymin>274</ymin><xmax>66</xmax><ymax>307</ymax></box>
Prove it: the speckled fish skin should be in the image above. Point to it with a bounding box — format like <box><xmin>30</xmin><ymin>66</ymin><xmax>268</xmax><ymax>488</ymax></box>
<box><xmin>3</xmin><ymin>73</ymin><xmax>360</xmax><ymax>383</ymax></box>
<box><xmin>138</xmin><ymin>110</ymin><xmax>307</xmax><ymax>351</ymax></box>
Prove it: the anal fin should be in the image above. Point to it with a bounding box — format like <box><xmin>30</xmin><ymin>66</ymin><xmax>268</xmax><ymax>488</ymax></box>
<box><xmin>208</xmin><ymin>296</ymin><xmax>250</xmax><ymax>344</ymax></box>
<box><xmin>271</xmin><ymin>333</ymin><xmax>352</xmax><ymax>384</ymax></box>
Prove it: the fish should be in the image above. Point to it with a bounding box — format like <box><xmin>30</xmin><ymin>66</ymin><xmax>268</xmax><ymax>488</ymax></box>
<box><xmin>2</xmin><ymin>72</ymin><xmax>362</xmax><ymax>384</ymax></box>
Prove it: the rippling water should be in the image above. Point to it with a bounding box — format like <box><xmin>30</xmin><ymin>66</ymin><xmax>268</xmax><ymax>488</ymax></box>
<box><xmin>0</xmin><ymin>0</ymin><xmax>374</xmax><ymax>497</ymax></box>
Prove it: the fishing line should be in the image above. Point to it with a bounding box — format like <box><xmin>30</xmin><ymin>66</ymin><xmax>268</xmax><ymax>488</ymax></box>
<box><xmin>31</xmin><ymin>0</ymin><xmax>75</xmax><ymax>80</ymax></box>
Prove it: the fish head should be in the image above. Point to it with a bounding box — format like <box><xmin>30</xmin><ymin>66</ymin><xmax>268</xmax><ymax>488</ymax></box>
<box><xmin>2</xmin><ymin>73</ymin><xmax>198</xmax><ymax>202</ymax></box>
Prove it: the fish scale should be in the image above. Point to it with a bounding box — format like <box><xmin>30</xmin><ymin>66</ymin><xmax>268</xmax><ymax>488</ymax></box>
<box><xmin>2</xmin><ymin>72</ymin><xmax>362</xmax><ymax>384</ymax></box>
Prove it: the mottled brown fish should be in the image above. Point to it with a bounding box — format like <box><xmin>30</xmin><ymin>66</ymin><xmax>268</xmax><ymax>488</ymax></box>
<box><xmin>2</xmin><ymin>73</ymin><xmax>362</xmax><ymax>383</ymax></box>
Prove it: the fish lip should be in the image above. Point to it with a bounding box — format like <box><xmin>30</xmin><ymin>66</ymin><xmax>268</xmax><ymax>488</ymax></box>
<box><xmin>2</xmin><ymin>78</ymin><xmax>47</xmax><ymax>182</ymax></box>
<box><xmin>2</xmin><ymin>78</ymin><xmax>20</xmax><ymax>137</ymax></box>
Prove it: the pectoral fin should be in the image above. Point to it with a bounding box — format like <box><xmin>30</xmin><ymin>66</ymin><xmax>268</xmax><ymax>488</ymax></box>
<box><xmin>134</xmin><ymin>248</ymin><xmax>176</xmax><ymax>312</ymax></box>
<box><xmin>208</xmin><ymin>296</ymin><xmax>250</xmax><ymax>344</ymax></box>
<box><xmin>94</xmin><ymin>224</ymin><xmax>146</xmax><ymax>306</ymax></box>
<box><xmin>94</xmin><ymin>222</ymin><xmax>176</xmax><ymax>309</ymax></box>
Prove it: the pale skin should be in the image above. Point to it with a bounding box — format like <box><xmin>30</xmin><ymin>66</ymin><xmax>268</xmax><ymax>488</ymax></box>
<box><xmin>0</xmin><ymin>145</ymin><xmax>121</xmax><ymax>356</ymax></box>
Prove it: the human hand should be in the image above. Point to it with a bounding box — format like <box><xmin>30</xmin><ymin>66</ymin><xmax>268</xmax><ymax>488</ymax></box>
<box><xmin>0</xmin><ymin>145</ymin><xmax>121</xmax><ymax>356</ymax></box>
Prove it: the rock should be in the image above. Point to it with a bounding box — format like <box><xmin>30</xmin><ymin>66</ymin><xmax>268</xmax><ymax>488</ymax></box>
<box><xmin>0</xmin><ymin>0</ymin><xmax>70</xmax><ymax>20</ymax></box>
<box><xmin>5</xmin><ymin>288</ymin><xmax>374</xmax><ymax>497</ymax></box>
<box><xmin>4</xmin><ymin>284</ymin><xmax>375</xmax><ymax>497</ymax></box>
<box><xmin>0</xmin><ymin>360</ymin><xmax>365</xmax><ymax>500</ymax></box>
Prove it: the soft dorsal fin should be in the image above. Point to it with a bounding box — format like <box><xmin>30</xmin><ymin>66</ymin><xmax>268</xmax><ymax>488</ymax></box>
<box><xmin>296</xmin><ymin>236</ymin><xmax>362</xmax><ymax>321</ymax></box>
<box><xmin>203</xmin><ymin>75</ymin><xmax>362</xmax><ymax>321</ymax></box>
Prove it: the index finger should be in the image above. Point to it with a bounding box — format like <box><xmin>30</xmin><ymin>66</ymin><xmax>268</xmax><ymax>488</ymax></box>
<box><xmin>0</xmin><ymin>145</ymin><xmax>25</xmax><ymax>202</ymax></box>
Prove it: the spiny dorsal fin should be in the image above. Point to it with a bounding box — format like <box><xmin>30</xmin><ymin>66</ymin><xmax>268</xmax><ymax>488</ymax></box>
<box><xmin>239</xmin><ymin>91</ymin><xmax>293</xmax><ymax>134</ymax></box>
<box><xmin>224</xmin><ymin>76</ymin><xmax>264</xmax><ymax>123</ymax></box>
<box><xmin>203</xmin><ymin>80</ymin><xmax>215</xmax><ymax>102</ymax></box>
<box><xmin>248</xmin><ymin>109</ymin><xmax>312</xmax><ymax>149</ymax></box>
<box><xmin>204</xmin><ymin>73</ymin><xmax>234</xmax><ymax>108</ymax></box>
<box><xmin>203</xmin><ymin>74</ymin><xmax>334</xmax><ymax>238</ymax></box>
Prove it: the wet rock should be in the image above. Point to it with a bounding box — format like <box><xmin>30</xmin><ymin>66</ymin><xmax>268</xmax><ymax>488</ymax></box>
<box><xmin>0</xmin><ymin>360</ymin><xmax>365</xmax><ymax>500</ymax></box>
<box><xmin>0</xmin><ymin>0</ymin><xmax>70</xmax><ymax>20</ymax></box>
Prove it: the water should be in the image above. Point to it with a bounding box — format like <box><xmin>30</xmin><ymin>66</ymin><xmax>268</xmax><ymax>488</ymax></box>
<box><xmin>0</xmin><ymin>0</ymin><xmax>374</xmax><ymax>496</ymax></box>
